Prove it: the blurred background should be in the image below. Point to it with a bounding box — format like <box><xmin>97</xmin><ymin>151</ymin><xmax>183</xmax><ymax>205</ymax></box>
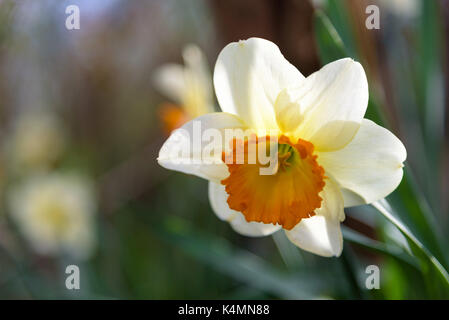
<box><xmin>0</xmin><ymin>0</ymin><xmax>448</xmax><ymax>299</ymax></box>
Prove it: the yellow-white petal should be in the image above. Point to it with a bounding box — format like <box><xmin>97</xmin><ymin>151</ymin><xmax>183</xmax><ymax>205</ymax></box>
<box><xmin>208</xmin><ymin>182</ymin><xmax>281</xmax><ymax>237</ymax></box>
<box><xmin>294</xmin><ymin>58</ymin><xmax>368</xmax><ymax>151</ymax></box>
<box><xmin>181</xmin><ymin>44</ymin><xmax>215</xmax><ymax>116</ymax></box>
<box><xmin>274</xmin><ymin>88</ymin><xmax>305</xmax><ymax>133</ymax></box>
<box><xmin>317</xmin><ymin>119</ymin><xmax>406</xmax><ymax>207</ymax></box>
<box><xmin>153</xmin><ymin>44</ymin><xmax>214</xmax><ymax>117</ymax></box>
<box><xmin>158</xmin><ymin>112</ymin><xmax>247</xmax><ymax>182</ymax></box>
<box><xmin>213</xmin><ymin>37</ymin><xmax>304</xmax><ymax>131</ymax></box>
<box><xmin>285</xmin><ymin>177</ymin><xmax>344</xmax><ymax>257</ymax></box>
<box><xmin>153</xmin><ymin>64</ymin><xmax>186</xmax><ymax>104</ymax></box>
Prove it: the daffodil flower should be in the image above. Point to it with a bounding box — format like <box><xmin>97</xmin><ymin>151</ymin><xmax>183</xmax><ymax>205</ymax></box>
<box><xmin>158</xmin><ymin>38</ymin><xmax>406</xmax><ymax>257</ymax></box>
<box><xmin>8</xmin><ymin>173</ymin><xmax>96</xmax><ymax>259</ymax></box>
<box><xmin>153</xmin><ymin>44</ymin><xmax>215</xmax><ymax>132</ymax></box>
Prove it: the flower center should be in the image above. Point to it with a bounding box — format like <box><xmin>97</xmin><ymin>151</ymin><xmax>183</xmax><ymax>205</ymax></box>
<box><xmin>36</xmin><ymin>200</ymin><xmax>70</xmax><ymax>235</ymax></box>
<box><xmin>221</xmin><ymin>135</ymin><xmax>325</xmax><ymax>230</ymax></box>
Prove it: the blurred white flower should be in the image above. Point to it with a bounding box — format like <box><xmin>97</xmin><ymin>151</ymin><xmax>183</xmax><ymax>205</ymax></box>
<box><xmin>7</xmin><ymin>112</ymin><xmax>67</xmax><ymax>170</ymax></box>
<box><xmin>8</xmin><ymin>173</ymin><xmax>96</xmax><ymax>259</ymax></box>
<box><xmin>153</xmin><ymin>44</ymin><xmax>214</xmax><ymax>132</ymax></box>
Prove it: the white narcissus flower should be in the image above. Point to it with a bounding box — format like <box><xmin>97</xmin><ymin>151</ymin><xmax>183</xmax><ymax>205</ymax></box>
<box><xmin>153</xmin><ymin>44</ymin><xmax>215</xmax><ymax>132</ymax></box>
<box><xmin>8</xmin><ymin>173</ymin><xmax>96</xmax><ymax>259</ymax></box>
<box><xmin>158</xmin><ymin>38</ymin><xmax>406</xmax><ymax>257</ymax></box>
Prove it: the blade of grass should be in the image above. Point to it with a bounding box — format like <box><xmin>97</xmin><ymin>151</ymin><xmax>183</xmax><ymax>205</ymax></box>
<box><xmin>314</xmin><ymin>10</ymin><xmax>346</xmax><ymax>64</ymax></box>
<box><xmin>416</xmin><ymin>0</ymin><xmax>444</xmax><ymax>219</ymax></box>
<box><xmin>272</xmin><ymin>231</ymin><xmax>304</xmax><ymax>270</ymax></box>
<box><xmin>340</xmin><ymin>248</ymin><xmax>366</xmax><ymax>299</ymax></box>
<box><xmin>372</xmin><ymin>200</ymin><xmax>449</xmax><ymax>293</ymax></box>
<box><xmin>342</xmin><ymin>226</ymin><xmax>419</xmax><ymax>270</ymax></box>
<box><xmin>324</xmin><ymin>0</ymin><xmax>358</xmax><ymax>58</ymax></box>
<box><xmin>388</xmin><ymin>166</ymin><xmax>447</xmax><ymax>268</ymax></box>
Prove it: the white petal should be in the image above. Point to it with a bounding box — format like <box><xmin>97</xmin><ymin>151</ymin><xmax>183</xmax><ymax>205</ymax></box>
<box><xmin>317</xmin><ymin>119</ymin><xmax>406</xmax><ymax>206</ymax></box>
<box><xmin>316</xmin><ymin>177</ymin><xmax>346</xmax><ymax>222</ymax></box>
<box><xmin>285</xmin><ymin>177</ymin><xmax>344</xmax><ymax>257</ymax></box>
<box><xmin>295</xmin><ymin>58</ymin><xmax>368</xmax><ymax>151</ymax></box>
<box><xmin>182</xmin><ymin>44</ymin><xmax>215</xmax><ymax>116</ymax></box>
<box><xmin>208</xmin><ymin>181</ymin><xmax>237</xmax><ymax>221</ymax></box>
<box><xmin>213</xmin><ymin>38</ymin><xmax>304</xmax><ymax>131</ymax></box>
<box><xmin>153</xmin><ymin>64</ymin><xmax>186</xmax><ymax>104</ymax></box>
<box><xmin>208</xmin><ymin>182</ymin><xmax>281</xmax><ymax>237</ymax></box>
<box><xmin>230</xmin><ymin>214</ymin><xmax>281</xmax><ymax>237</ymax></box>
<box><xmin>158</xmin><ymin>113</ymin><xmax>247</xmax><ymax>182</ymax></box>
<box><xmin>153</xmin><ymin>45</ymin><xmax>214</xmax><ymax>117</ymax></box>
<box><xmin>340</xmin><ymin>188</ymin><xmax>367</xmax><ymax>207</ymax></box>
<box><xmin>285</xmin><ymin>215</ymin><xmax>343</xmax><ymax>257</ymax></box>
<box><xmin>182</xmin><ymin>45</ymin><xmax>210</xmax><ymax>89</ymax></box>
